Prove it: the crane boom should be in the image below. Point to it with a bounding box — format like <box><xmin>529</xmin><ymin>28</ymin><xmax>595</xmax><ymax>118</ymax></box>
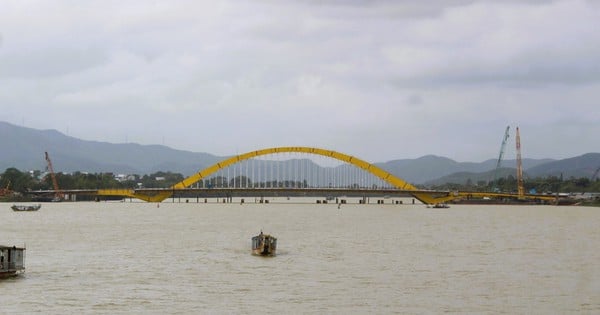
<box><xmin>0</xmin><ymin>180</ymin><xmax>12</xmax><ymax>196</ymax></box>
<box><xmin>492</xmin><ymin>126</ymin><xmax>510</xmax><ymax>189</ymax></box>
<box><xmin>592</xmin><ymin>166</ymin><xmax>600</xmax><ymax>181</ymax></box>
<box><xmin>515</xmin><ymin>127</ymin><xmax>524</xmax><ymax>199</ymax></box>
<box><xmin>45</xmin><ymin>151</ymin><xmax>64</xmax><ymax>201</ymax></box>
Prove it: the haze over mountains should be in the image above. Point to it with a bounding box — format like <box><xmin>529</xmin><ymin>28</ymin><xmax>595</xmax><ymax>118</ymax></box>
<box><xmin>1</xmin><ymin>121</ymin><xmax>599</xmax><ymax>185</ymax></box>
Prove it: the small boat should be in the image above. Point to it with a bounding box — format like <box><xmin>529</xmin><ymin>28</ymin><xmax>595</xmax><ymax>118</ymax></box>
<box><xmin>427</xmin><ymin>203</ymin><xmax>450</xmax><ymax>209</ymax></box>
<box><xmin>251</xmin><ymin>231</ymin><xmax>277</xmax><ymax>256</ymax></box>
<box><xmin>11</xmin><ymin>204</ymin><xmax>41</xmax><ymax>211</ymax></box>
<box><xmin>0</xmin><ymin>245</ymin><xmax>26</xmax><ymax>278</ymax></box>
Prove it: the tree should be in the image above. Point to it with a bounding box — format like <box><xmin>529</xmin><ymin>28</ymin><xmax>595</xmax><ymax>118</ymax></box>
<box><xmin>1</xmin><ymin>168</ymin><xmax>37</xmax><ymax>193</ymax></box>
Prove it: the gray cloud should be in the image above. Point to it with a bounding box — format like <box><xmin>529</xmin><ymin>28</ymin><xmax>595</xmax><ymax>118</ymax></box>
<box><xmin>0</xmin><ymin>0</ymin><xmax>598</xmax><ymax>163</ymax></box>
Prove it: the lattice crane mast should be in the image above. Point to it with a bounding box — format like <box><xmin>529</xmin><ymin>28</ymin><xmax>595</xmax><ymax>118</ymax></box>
<box><xmin>592</xmin><ymin>166</ymin><xmax>600</xmax><ymax>181</ymax></box>
<box><xmin>0</xmin><ymin>180</ymin><xmax>12</xmax><ymax>196</ymax></box>
<box><xmin>515</xmin><ymin>127</ymin><xmax>524</xmax><ymax>199</ymax></box>
<box><xmin>492</xmin><ymin>126</ymin><xmax>510</xmax><ymax>191</ymax></box>
<box><xmin>45</xmin><ymin>151</ymin><xmax>64</xmax><ymax>201</ymax></box>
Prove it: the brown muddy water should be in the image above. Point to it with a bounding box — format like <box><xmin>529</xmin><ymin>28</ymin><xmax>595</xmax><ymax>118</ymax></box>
<box><xmin>1</xmin><ymin>199</ymin><xmax>599</xmax><ymax>314</ymax></box>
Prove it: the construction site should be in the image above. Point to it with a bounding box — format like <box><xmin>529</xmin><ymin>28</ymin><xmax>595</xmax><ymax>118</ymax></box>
<box><xmin>1</xmin><ymin>127</ymin><xmax>598</xmax><ymax>206</ymax></box>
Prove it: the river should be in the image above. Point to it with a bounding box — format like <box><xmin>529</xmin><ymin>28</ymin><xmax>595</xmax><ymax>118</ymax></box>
<box><xmin>1</xmin><ymin>198</ymin><xmax>599</xmax><ymax>314</ymax></box>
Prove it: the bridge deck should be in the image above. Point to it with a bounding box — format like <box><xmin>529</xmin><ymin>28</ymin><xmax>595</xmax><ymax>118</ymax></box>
<box><xmin>29</xmin><ymin>188</ymin><xmax>558</xmax><ymax>204</ymax></box>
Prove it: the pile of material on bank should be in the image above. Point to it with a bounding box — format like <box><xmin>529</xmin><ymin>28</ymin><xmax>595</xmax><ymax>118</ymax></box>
<box><xmin>0</xmin><ymin>245</ymin><xmax>25</xmax><ymax>278</ymax></box>
<box><xmin>11</xmin><ymin>204</ymin><xmax>41</xmax><ymax>211</ymax></box>
<box><xmin>251</xmin><ymin>231</ymin><xmax>277</xmax><ymax>256</ymax></box>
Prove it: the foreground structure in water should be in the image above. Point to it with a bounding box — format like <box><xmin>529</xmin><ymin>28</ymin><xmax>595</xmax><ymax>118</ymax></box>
<box><xmin>0</xmin><ymin>245</ymin><xmax>25</xmax><ymax>278</ymax></box>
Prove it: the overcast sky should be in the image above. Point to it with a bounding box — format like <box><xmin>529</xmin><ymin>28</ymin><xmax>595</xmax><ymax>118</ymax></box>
<box><xmin>1</xmin><ymin>0</ymin><xmax>599</xmax><ymax>163</ymax></box>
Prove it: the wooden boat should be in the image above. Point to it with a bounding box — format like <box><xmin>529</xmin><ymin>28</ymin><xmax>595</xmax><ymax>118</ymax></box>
<box><xmin>427</xmin><ymin>203</ymin><xmax>450</xmax><ymax>209</ymax></box>
<box><xmin>0</xmin><ymin>245</ymin><xmax>25</xmax><ymax>278</ymax></box>
<box><xmin>11</xmin><ymin>204</ymin><xmax>41</xmax><ymax>211</ymax></box>
<box><xmin>251</xmin><ymin>231</ymin><xmax>277</xmax><ymax>256</ymax></box>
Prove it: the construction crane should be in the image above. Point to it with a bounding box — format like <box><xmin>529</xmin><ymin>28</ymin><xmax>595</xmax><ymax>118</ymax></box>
<box><xmin>45</xmin><ymin>151</ymin><xmax>64</xmax><ymax>201</ymax></box>
<box><xmin>491</xmin><ymin>126</ymin><xmax>510</xmax><ymax>191</ymax></box>
<box><xmin>515</xmin><ymin>127</ymin><xmax>524</xmax><ymax>199</ymax></box>
<box><xmin>0</xmin><ymin>180</ymin><xmax>12</xmax><ymax>197</ymax></box>
<box><xmin>592</xmin><ymin>166</ymin><xmax>600</xmax><ymax>181</ymax></box>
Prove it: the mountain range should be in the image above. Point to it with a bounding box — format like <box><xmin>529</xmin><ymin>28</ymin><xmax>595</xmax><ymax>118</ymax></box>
<box><xmin>1</xmin><ymin>121</ymin><xmax>599</xmax><ymax>185</ymax></box>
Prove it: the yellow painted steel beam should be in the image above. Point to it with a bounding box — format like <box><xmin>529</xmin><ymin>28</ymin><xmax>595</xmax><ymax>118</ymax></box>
<box><xmin>96</xmin><ymin>188</ymin><xmax>172</xmax><ymax>202</ymax></box>
<box><xmin>173</xmin><ymin>146</ymin><xmax>420</xmax><ymax>191</ymax></box>
<box><xmin>412</xmin><ymin>192</ymin><xmax>454</xmax><ymax>205</ymax></box>
<box><xmin>456</xmin><ymin>191</ymin><xmax>556</xmax><ymax>201</ymax></box>
<box><xmin>96</xmin><ymin>188</ymin><xmax>134</xmax><ymax>197</ymax></box>
<box><xmin>96</xmin><ymin>146</ymin><xmax>554</xmax><ymax>204</ymax></box>
<box><xmin>414</xmin><ymin>191</ymin><xmax>557</xmax><ymax>205</ymax></box>
<box><xmin>160</xmin><ymin>146</ymin><xmax>432</xmax><ymax>203</ymax></box>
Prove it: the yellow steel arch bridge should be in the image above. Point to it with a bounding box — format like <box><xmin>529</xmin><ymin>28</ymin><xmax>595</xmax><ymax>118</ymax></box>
<box><xmin>92</xmin><ymin>146</ymin><xmax>556</xmax><ymax>205</ymax></box>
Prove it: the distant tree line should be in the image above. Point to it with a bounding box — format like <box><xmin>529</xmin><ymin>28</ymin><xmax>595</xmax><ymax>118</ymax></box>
<box><xmin>0</xmin><ymin>168</ymin><xmax>185</xmax><ymax>198</ymax></box>
<box><xmin>427</xmin><ymin>174</ymin><xmax>600</xmax><ymax>194</ymax></box>
<box><xmin>0</xmin><ymin>168</ymin><xmax>309</xmax><ymax>199</ymax></box>
<box><xmin>1</xmin><ymin>167</ymin><xmax>599</xmax><ymax>201</ymax></box>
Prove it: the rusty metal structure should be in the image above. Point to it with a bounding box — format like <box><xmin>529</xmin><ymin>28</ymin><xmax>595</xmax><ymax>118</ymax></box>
<box><xmin>516</xmin><ymin>127</ymin><xmax>524</xmax><ymax>199</ymax></box>
<box><xmin>45</xmin><ymin>151</ymin><xmax>64</xmax><ymax>201</ymax></box>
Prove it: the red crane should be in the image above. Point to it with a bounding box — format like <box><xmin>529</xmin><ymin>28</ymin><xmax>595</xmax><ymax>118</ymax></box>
<box><xmin>0</xmin><ymin>180</ymin><xmax>12</xmax><ymax>197</ymax></box>
<box><xmin>45</xmin><ymin>151</ymin><xmax>64</xmax><ymax>201</ymax></box>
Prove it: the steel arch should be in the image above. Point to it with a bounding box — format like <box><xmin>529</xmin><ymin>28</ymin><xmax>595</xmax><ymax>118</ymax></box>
<box><xmin>100</xmin><ymin>146</ymin><xmax>443</xmax><ymax>204</ymax></box>
<box><xmin>173</xmin><ymin>146</ymin><xmax>419</xmax><ymax>191</ymax></box>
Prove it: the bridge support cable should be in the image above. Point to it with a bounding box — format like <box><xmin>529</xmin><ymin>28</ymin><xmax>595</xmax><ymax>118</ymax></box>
<box><xmin>100</xmin><ymin>146</ymin><xmax>454</xmax><ymax>203</ymax></box>
<box><xmin>212</xmin><ymin>151</ymin><xmax>388</xmax><ymax>190</ymax></box>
